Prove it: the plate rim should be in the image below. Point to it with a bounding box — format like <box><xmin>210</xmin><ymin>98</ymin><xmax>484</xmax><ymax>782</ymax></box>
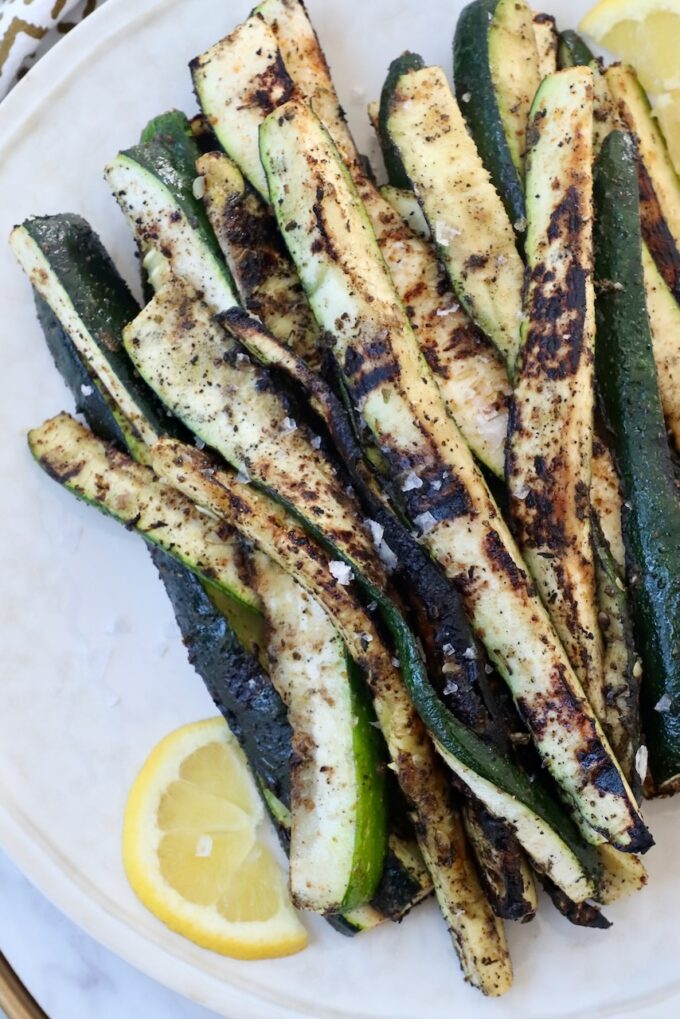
<box><xmin>1</xmin><ymin>2</ymin><xmax>680</xmax><ymax>1017</ymax></box>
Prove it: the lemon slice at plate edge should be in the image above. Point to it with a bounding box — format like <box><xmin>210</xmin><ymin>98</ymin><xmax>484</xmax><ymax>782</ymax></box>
<box><xmin>123</xmin><ymin>716</ymin><xmax>308</xmax><ymax>960</ymax></box>
<box><xmin>579</xmin><ymin>0</ymin><xmax>680</xmax><ymax>169</ymax></box>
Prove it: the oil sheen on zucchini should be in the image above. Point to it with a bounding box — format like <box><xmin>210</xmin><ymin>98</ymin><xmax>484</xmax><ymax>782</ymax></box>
<box><xmin>122</xmin><ymin>279</ymin><xmax>384</xmax><ymax>588</ymax></box>
<box><xmin>260</xmin><ymin>98</ymin><xmax>650</xmax><ymax>854</ymax></box>
<box><xmin>594</xmin><ymin>129</ymin><xmax>680</xmax><ymax>794</ymax></box>
<box><xmin>27</xmin><ymin>257</ymin><xmax>428</xmax><ymax>931</ymax></box>
<box><xmin>152</xmin><ymin>439</ymin><xmax>513</xmax><ymax>995</ymax></box>
<box><xmin>605</xmin><ymin>64</ymin><xmax>680</xmax><ymax>303</ymax></box>
<box><xmin>385</xmin><ymin>65</ymin><xmax>525</xmax><ymax>371</ymax></box>
<box><xmin>250</xmin><ymin>551</ymin><xmax>387</xmax><ymax>912</ymax></box>
<box><xmin>453</xmin><ymin>0</ymin><xmax>540</xmax><ymax>234</ymax></box>
<box><xmin>10</xmin><ymin>216</ymin><xmax>164</xmax><ymax>456</ymax></box>
<box><xmin>507</xmin><ymin>67</ymin><xmax>605</xmax><ymax>721</ymax></box>
<box><xmin>105</xmin><ymin>138</ymin><xmax>237</xmax><ymax>313</ymax></box>
<box><xmin>190</xmin><ymin>1</ymin><xmax>512</xmax><ymax>476</ymax></box>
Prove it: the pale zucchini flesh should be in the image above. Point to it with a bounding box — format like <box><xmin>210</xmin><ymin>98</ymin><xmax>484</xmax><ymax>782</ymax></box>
<box><xmin>190</xmin><ymin>15</ymin><xmax>292</xmax><ymax>200</ymax></box>
<box><xmin>532</xmin><ymin>12</ymin><xmax>558</xmax><ymax>80</ymax></box>
<box><xmin>606</xmin><ymin>64</ymin><xmax>680</xmax><ymax>257</ymax></box>
<box><xmin>507</xmin><ymin>67</ymin><xmax>605</xmax><ymax>720</ymax></box>
<box><xmin>195</xmin><ymin>150</ymin><xmax>321</xmax><ymax>370</ymax></box>
<box><xmin>104</xmin><ymin>151</ymin><xmax>237</xmax><ymax>313</ymax></box>
<box><xmin>191</xmin><ymin>2</ymin><xmax>513</xmax><ymax>476</ymax></box>
<box><xmin>250</xmin><ymin>550</ymin><xmax>386</xmax><ymax>913</ymax></box>
<box><xmin>259</xmin><ymin>99</ymin><xmax>649</xmax><ymax>853</ymax></box>
<box><xmin>152</xmin><ymin>438</ymin><xmax>512</xmax><ymax>996</ymax></box>
<box><xmin>592</xmin><ymin>517</ymin><xmax>642</xmax><ymax>789</ymax></box>
<box><xmin>488</xmin><ymin>0</ymin><xmax>541</xmax><ymax>175</ymax></box>
<box><xmin>27</xmin><ymin>413</ymin><xmax>258</xmax><ymax>611</ymax></box>
<box><xmin>385</xmin><ymin>66</ymin><xmax>525</xmax><ymax>370</ymax></box>
<box><xmin>376</xmin><ymin>185</ymin><xmax>512</xmax><ymax>477</ymax></box>
<box><xmin>379</xmin><ymin>185</ymin><xmax>430</xmax><ymax>239</ymax></box>
<box><xmin>642</xmin><ymin>242</ymin><xmax>680</xmax><ymax>450</ymax></box>
<box><xmin>591</xmin><ymin>438</ymin><xmax>625</xmax><ymax>571</ymax></box>
<box><xmin>123</xmin><ymin>279</ymin><xmax>384</xmax><ymax>588</ymax></box>
<box><xmin>10</xmin><ymin>225</ymin><xmax>157</xmax><ymax>451</ymax></box>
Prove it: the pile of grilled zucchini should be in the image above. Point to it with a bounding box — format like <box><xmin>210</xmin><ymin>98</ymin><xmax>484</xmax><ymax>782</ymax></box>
<box><xmin>12</xmin><ymin>0</ymin><xmax>680</xmax><ymax>996</ymax></box>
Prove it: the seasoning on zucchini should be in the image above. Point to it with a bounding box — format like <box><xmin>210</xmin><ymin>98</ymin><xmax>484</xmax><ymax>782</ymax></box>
<box><xmin>192</xmin><ymin>1</ymin><xmax>513</xmax><ymax>476</ymax></box>
<box><xmin>154</xmin><ymin>439</ymin><xmax>607</xmax><ymax>905</ymax></box>
<box><xmin>195</xmin><ymin>150</ymin><xmax>321</xmax><ymax>370</ymax></box>
<box><xmin>507</xmin><ymin>66</ymin><xmax>605</xmax><ymax>721</ymax></box>
<box><xmin>10</xmin><ymin>215</ymin><xmax>165</xmax><ymax>458</ymax></box>
<box><xmin>594</xmin><ymin>128</ymin><xmax>680</xmax><ymax>794</ymax></box>
<box><xmin>248</xmin><ymin>550</ymin><xmax>388</xmax><ymax>913</ymax></box>
<box><xmin>385</xmin><ymin>64</ymin><xmax>525</xmax><ymax>370</ymax></box>
<box><xmin>605</xmin><ymin>63</ymin><xmax>680</xmax><ymax>303</ymax></box>
<box><xmin>532</xmin><ymin>13</ymin><xmax>558</xmax><ymax>80</ymax></box>
<box><xmin>221</xmin><ymin>308</ymin><xmax>537</xmax><ymax>922</ymax></box>
<box><xmin>152</xmin><ymin>439</ymin><xmax>513</xmax><ymax>995</ymax></box>
<box><xmin>260</xmin><ymin>98</ymin><xmax>650</xmax><ymax>853</ymax></box>
<box><xmin>105</xmin><ymin>134</ymin><xmax>237</xmax><ymax>313</ymax></box>
<box><xmin>122</xmin><ymin>279</ymin><xmax>384</xmax><ymax>587</ymax></box>
<box><xmin>35</xmin><ymin>287</ymin><xmax>428</xmax><ymax>931</ymax></box>
<box><xmin>377</xmin><ymin>52</ymin><xmax>425</xmax><ymax>189</ymax></box>
<box><xmin>454</xmin><ymin>0</ymin><xmax>540</xmax><ymax>237</ymax></box>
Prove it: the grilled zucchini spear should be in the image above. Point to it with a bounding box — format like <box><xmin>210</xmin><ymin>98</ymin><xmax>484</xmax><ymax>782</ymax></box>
<box><xmin>143</xmin><ymin>441</ymin><xmax>514</xmax><ymax>994</ymax></box>
<box><xmin>14</xmin><ymin>212</ymin><xmax>429</xmax><ymax>930</ymax></box>
<box><xmin>190</xmin><ymin>1</ymin><xmax>511</xmax><ymax>476</ymax></box>
<box><xmin>594</xmin><ymin>129</ymin><xmax>680</xmax><ymax>794</ymax></box>
<box><xmin>507</xmin><ymin>67</ymin><xmax>605</xmax><ymax>721</ymax></box>
<box><xmin>605</xmin><ymin>64</ymin><xmax>680</xmax><ymax>304</ymax></box>
<box><xmin>532</xmin><ymin>13</ymin><xmax>558</xmax><ymax>79</ymax></box>
<box><xmin>259</xmin><ymin>98</ymin><xmax>650</xmax><ymax>853</ymax></box>
<box><xmin>384</xmin><ymin>65</ymin><xmax>525</xmax><ymax>371</ymax></box>
<box><xmin>218</xmin><ymin>310</ymin><xmax>538</xmax><ymax>923</ymax></box>
<box><xmin>453</xmin><ymin>0</ymin><xmax>541</xmax><ymax>237</ymax></box>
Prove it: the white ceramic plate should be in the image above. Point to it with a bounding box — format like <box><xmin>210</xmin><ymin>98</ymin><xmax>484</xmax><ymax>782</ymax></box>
<box><xmin>0</xmin><ymin>1</ymin><xmax>678</xmax><ymax>1016</ymax></box>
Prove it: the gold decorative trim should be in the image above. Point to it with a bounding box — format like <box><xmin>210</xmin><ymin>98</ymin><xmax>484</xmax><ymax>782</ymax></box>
<box><xmin>0</xmin><ymin>953</ymin><xmax>48</xmax><ymax>1019</ymax></box>
<box><xmin>0</xmin><ymin>17</ymin><xmax>46</xmax><ymax>77</ymax></box>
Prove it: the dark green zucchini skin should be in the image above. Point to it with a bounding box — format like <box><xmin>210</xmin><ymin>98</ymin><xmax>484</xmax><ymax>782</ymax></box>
<box><xmin>139</xmin><ymin>110</ymin><xmax>212</xmax><ymax>304</ymax></box>
<box><xmin>34</xmin><ymin>293</ymin><xmax>130</xmax><ymax>450</ymax></box>
<box><xmin>453</xmin><ymin>0</ymin><xmax>525</xmax><ymax>237</ymax></box>
<box><xmin>557</xmin><ymin>29</ymin><xmax>595</xmax><ymax>69</ymax></box>
<box><xmin>33</xmin><ymin>271</ymin><xmax>428</xmax><ymax>929</ymax></box>
<box><xmin>149</xmin><ymin>546</ymin><xmax>293</xmax><ymax>808</ymax></box>
<box><xmin>119</xmin><ymin>139</ymin><xmax>227</xmax><ymax>271</ymax></box>
<box><xmin>21</xmin><ymin>215</ymin><xmax>173</xmax><ymax>440</ymax></box>
<box><xmin>594</xmin><ymin>130</ymin><xmax>680</xmax><ymax>792</ymax></box>
<box><xmin>378</xmin><ymin>52</ymin><xmax>425</xmax><ymax>189</ymax></box>
<box><xmin>140</xmin><ymin>109</ymin><xmax>200</xmax><ymax>164</ymax></box>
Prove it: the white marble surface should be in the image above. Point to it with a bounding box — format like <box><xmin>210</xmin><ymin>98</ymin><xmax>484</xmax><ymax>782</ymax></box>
<box><xmin>0</xmin><ymin>847</ymin><xmax>220</xmax><ymax>1019</ymax></box>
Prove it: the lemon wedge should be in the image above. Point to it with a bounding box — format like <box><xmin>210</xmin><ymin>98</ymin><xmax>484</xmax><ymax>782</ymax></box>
<box><xmin>123</xmin><ymin>717</ymin><xmax>308</xmax><ymax>959</ymax></box>
<box><xmin>579</xmin><ymin>0</ymin><xmax>680</xmax><ymax>168</ymax></box>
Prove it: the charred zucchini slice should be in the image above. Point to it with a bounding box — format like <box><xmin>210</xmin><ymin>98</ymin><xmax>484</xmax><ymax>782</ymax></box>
<box><xmin>249</xmin><ymin>550</ymin><xmax>387</xmax><ymax>913</ymax></box>
<box><xmin>152</xmin><ymin>438</ymin><xmax>513</xmax><ymax>996</ymax></box>
<box><xmin>259</xmin><ymin>98</ymin><xmax>649</xmax><ymax>854</ymax></box>
<box><xmin>105</xmin><ymin>130</ymin><xmax>237</xmax><ymax>312</ymax></box>
<box><xmin>507</xmin><ymin>68</ymin><xmax>605</xmax><ymax>720</ymax></box>
<box><xmin>594</xmin><ymin>129</ymin><xmax>680</xmax><ymax>794</ymax></box>
<box><xmin>453</xmin><ymin>0</ymin><xmax>540</xmax><ymax>235</ymax></box>
<box><xmin>385</xmin><ymin>65</ymin><xmax>525</xmax><ymax>370</ymax></box>
<box><xmin>10</xmin><ymin>216</ymin><xmax>163</xmax><ymax>456</ymax></box>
